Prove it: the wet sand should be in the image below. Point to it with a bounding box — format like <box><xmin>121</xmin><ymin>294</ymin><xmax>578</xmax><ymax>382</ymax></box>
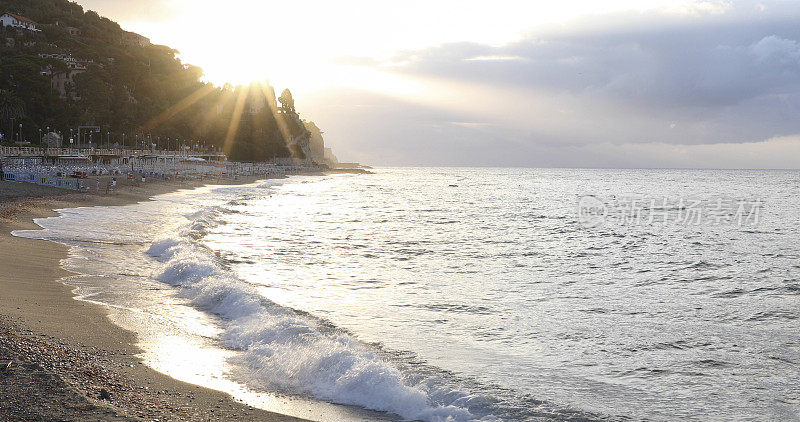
<box><xmin>0</xmin><ymin>178</ymin><xmax>306</xmax><ymax>421</ymax></box>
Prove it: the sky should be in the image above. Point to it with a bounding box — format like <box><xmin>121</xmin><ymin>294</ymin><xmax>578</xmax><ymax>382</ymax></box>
<box><xmin>79</xmin><ymin>0</ymin><xmax>800</xmax><ymax>168</ymax></box>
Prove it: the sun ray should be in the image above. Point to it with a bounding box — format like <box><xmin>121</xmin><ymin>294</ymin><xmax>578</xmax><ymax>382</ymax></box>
<box><xmin>260</xmin><ymin>84</ymin><xmax>296</xmax><ymax>158</ymax></box>
<box><xmin>140</xmin><ymin>84</ymin><xmax>218</xmax><ymax>134</ymax></box>
<box><xmin>223</xmin><ymin>84</ymin><xmax>250</xmax><ymax>156</ymax></box>
<box><xmin>194</xmin><ymin>99</ymin><xmax>222</xmax><ymax>141</ymax></box>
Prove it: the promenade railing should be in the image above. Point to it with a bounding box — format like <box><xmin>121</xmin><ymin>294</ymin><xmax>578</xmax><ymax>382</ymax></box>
<box><xmin>0</xmin><ymin>146</ymin><xmax>227</xmax><ymax>158</ymax></box>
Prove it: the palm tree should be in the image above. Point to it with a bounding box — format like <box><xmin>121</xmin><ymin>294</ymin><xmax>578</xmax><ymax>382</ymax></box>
<box><xmin>0</xmin><ymin>90</ymin><xmax>25</xmax><ymax>143</ymax></box>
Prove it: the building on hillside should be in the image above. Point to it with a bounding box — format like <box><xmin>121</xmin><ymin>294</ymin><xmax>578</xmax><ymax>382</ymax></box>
<box><xmin>39</xmin><ymin>54</ymin><xmax>91</xmax><ymax>100</ymax></box>
<box><xmin>39</xmin><ymin>53</ymin><xmax>94</xmax><ymax>69</ymax></box>
<box><xmin>0</xmin><ymin>12</ymin><xmax>39</xmax><ymax>32</ymax></box>
<box><xmin>43</xmin><ymin>67</ymin><xmax>83</xmax><ymax>100</ymax></box>
<box><xmin>122</xmin><ymin>31</ymin><xmax>150</xmax><ymax>47</ymax></box>
<box><xmin>53</xmin><ymin>21</ymin><xmax>81</xmax><ymax>36</ymax></box>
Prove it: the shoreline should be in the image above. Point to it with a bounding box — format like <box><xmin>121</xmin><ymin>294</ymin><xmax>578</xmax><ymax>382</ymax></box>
<box><xmin>0</xmin><ymin>178</ymin><xmax>307</xmax><ymax>421</ymax></box>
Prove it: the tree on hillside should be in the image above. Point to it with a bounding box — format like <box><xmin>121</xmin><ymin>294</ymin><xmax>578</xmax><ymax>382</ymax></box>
<box><xmin>0</xmin><ymin>89</ymin><xmax>24</xmax><ymax>143</ymax></box>
<box><xmin>0</xmin><ymin>0</ymin><xmax>321</xmax><ymax>160</ymax></box>
<box><xmin>279</xmin><ymin>88</ymin><xmax>295</xmax><ymax>113</ymax></box>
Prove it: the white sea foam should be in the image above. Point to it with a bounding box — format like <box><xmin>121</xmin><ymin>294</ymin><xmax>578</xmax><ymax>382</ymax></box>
<box><xmin>147</xmin><ymin>226</ymin><xmax>481</xmax><ymax>421</ymax></box>
<box><xmin>146</xmin><ymin>238</ymin><xmax>180</xmax><ymax>259</ymax></box>
<box><xmin>19</xmin><ymin>169</ymin><xmax>797</xmax><ymax>421</ymax></box>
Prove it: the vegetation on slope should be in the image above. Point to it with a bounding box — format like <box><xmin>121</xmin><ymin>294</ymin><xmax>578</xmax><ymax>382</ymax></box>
<box><xmin>0</xmin><ymin>0</ymin><xmax>312</xmax><ymax>162</ymax></box>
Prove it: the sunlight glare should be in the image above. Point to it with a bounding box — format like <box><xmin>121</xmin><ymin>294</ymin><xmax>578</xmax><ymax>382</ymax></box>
<box><xmin>126</xmin><ymin>0</ymin><xmax>713</xmax><ymax>95</ymax></box>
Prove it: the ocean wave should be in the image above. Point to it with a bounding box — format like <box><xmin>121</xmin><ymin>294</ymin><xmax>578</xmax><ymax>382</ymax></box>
<box><xmin>146</xmin><ymin>235</ymin><xmax>489</xmax><ymax>421</ymax></box>
<box><xmin>183</xmin><ymin>206</ymin><xmax>232</xmax><ymax>236</ymax></box>
<box><xmin>147</xmin><ymin>238</ymin><xmax>181</xmax><ymax>259</ymax></box>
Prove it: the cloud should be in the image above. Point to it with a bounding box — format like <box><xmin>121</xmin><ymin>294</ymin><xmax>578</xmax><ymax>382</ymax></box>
<box><xmin>464</xmin><ymin>55</ymin><xmax>528</xmax><ymax>62</ymax></box>
<box><xmin>306</xmin><ymin>1</ymin><xmax>800</xmax><ymax>167</ymax></box>
<box><xmin>379</xmin><ymin>14</ymin><xmax>800</xmax><ymax>111</ymax></box>
<box><xmin>304</xmin><ymin>88</ymin><xmax>800</xmax><ymax>168</ymax></box>
<box><xmin>558</xmin><ymin>135</ymin><xmax>800</xmax><ymax>169</ymax></box>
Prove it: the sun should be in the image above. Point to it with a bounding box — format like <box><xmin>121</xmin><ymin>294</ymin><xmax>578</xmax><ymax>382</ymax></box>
<box><xmin>199</xmin><ymin>56</ymin><xmax>275</xmax><ymax>87</ymax></box>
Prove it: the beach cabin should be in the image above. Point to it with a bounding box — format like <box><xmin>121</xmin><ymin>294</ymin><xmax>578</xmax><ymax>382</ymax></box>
<box><xmin>0</xmin><ymin>12</ymin><xmax>39</xmax><ymax>31</ymax></box>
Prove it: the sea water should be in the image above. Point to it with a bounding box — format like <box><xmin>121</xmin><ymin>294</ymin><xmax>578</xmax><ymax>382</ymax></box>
<box><xmin>14</xmin><ymin>168</ymin><xmax>800</xmax><ymax>421</ymax></box>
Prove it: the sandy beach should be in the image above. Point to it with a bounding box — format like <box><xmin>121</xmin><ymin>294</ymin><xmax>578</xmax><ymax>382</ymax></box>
<box><xmin>0</xmin><ymin>178</ymin><xmax>305</xmax><ymax>421</ymax></box>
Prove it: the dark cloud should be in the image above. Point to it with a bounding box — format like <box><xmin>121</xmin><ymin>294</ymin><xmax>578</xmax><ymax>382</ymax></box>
<box><xmin>308</xmin><ymin>2</ymin><xmax>800</xmax><ymax>166</ymax></box>
<box><xmin>382</xmin><ymin>10</ymin><xmax>800</xmax><ymax>110</ymax></box>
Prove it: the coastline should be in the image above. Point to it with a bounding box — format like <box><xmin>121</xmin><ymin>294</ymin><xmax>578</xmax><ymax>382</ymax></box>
<box><xmin>0</xmin><ymin>178</ymin><xmax>307</xmax><ymax>421</ymax></box>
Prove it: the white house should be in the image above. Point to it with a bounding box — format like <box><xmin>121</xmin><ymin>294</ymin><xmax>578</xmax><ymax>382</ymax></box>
<box><xmin>0</xmin><ymin>12</ymin><xmax>39</xmax><ymax>32</ymax></box>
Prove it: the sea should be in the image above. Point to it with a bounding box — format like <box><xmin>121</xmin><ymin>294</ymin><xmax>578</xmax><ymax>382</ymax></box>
<box><xmin>13</xmin><ymin>168</ymin><xmax>800</xmax><ymax>421</ymax></box>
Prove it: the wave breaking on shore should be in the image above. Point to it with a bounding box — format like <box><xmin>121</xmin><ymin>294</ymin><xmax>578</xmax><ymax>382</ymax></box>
<box><xmin>145</xmin><ymin>209</ymin><xmax>489</xmax><ymax>422</ymax></box>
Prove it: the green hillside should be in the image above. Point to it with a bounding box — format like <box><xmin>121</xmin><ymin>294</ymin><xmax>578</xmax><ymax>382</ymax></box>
<box><xmin>0</xmin><ymin>0</ymin><xmax>312</xmax><ymax>161</ymax></box>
